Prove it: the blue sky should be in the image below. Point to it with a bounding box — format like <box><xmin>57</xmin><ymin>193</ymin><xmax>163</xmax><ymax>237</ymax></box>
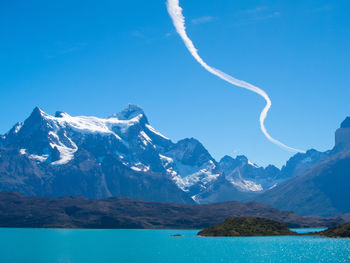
<box><xmin>1</xmin><ymin>0</ymin><xmax>349</xmax><ymax>167</ymax></box>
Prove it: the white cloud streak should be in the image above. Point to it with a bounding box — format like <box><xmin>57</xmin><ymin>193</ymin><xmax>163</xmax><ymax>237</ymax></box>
<box><xmin>166</xmin><ymin>0</ymin><xmax>304</xmax><ymax>153</ymax></box>
<box><xmin>191</xmin><ymin>16</ymin><xmax>214</xmax><ymax>25</ymax></box>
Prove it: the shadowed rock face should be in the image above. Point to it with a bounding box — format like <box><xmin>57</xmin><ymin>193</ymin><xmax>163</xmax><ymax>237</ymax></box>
<box><xmin>251</xmin><ymin>117</ymin><xmax>350</xmax><ymax>217</ymax></box>
<box><xmin>340</xmin><ymin>117</ymin><xmax>350</xmax><ymax>128</ymax></box>
<box><xmin>0</xmin><ymin>192</ymin><xmax>343</xmax><ymax>229</ymax></box>
<box><xmin>335</xmin><ymin>117</ymin><xmax>350</xmax><ymax>148</ymax></box>
<box><xmin>198</xmin><ymin>217</ymin><xmax>297</xmax><ymax>237</ymax></box>
<box><xmin>256</xmin><ymin>147</ymin><xmax>350</xmax><ymax>216</ymax></box>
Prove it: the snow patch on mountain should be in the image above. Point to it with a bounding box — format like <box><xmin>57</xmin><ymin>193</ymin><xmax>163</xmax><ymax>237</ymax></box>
<box><xmin>19</xmin><ymin>148</ymin><xmax>48</xmax><ymax>163</ymax></box>
<box><xmin>130</xmin><ymin>162</ymin><xmax>150</xmax><ymax>172</ymax></box>
<box><xmin>227</xmin><ymin>177</ymin><xmax>263</xmax><ymax>192</ymax></box>
<box><xmin>268</xmin><ymin>183</ymin><xmax>277</xmax><ymax>190</ymax></box>
<box><xmin>146</xmin><ymin>124</ymin><xmax>169</xmax><ymax>140</ymax></box>
<box><xmin>168</xmin><ymin>160</ymin><xmax>220</xmax><ymax>191</ymax></box>
<box><xmin>248</xmin><ymin>160</ymin><xmax>259</xmax><ymax>168</ymax></box>
<box><xmin>11</xmin><ymin>107</ymin><xmax>164</xmax><ymax>166</ymax></box>
<box><xmin>139</xmin><ymin>131</ymin><xmax>153</xmax><ymax>146</ymax></box>
<box><xmin>159</xmin><ymin>154</ymin><xmax>173</xmax><ymax>165</ymax></box>
<box><xmin>43</xmin><ymin>111</ymin><xmax>142</xmax><ymax>139</ymax></box>
<box><xmin>29</xmin><ymin>154</ymin><xmax>49</xmax><ymax>162</ymax></box>
<box><xmin>50</xmin><ymin>143</ymin><xmax>77</xmax><ymax>165</ymax></box>
<box><xmin>13</xmin><ymin>123</ymin><xmax>23</xmax><ymax>133</ymax></box>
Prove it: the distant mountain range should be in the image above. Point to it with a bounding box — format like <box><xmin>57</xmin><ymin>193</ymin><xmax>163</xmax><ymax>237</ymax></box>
<box><xmin>257</xmin><ymin>119</ymin><xmax>350</xmax><ymax>216</ymax></box>
<box><xmin>0</xmin><ymin>105</ymin><xmax>349</xmax><ymax>216</ymax></box>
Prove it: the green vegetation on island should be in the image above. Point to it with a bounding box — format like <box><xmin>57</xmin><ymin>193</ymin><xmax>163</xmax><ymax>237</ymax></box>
<box><xmin>198</xmin><ymin>217</ymin><xmax>297</xmax><ymax>237</ymax></box>
<box><xmin>320</xmin><ymin>222</ymin><xmax>350</xmax><ymax>238</ymax></box>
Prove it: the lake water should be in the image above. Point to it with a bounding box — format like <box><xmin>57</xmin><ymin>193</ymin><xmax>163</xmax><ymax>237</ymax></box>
<box><xmin>0</xmin><ymin>228</ymin><xmax>349</xmax><ymax>263</ymax></box>
<box><xmin>291</xmin><ymin>228</ymin><xmax>327</xmax><ymax>234</ymax></box>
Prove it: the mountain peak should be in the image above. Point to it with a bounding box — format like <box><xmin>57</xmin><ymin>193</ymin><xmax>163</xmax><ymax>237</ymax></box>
<box><xmin>340</xmin><ymin>117</ymin><xmax>350</xmax><ymax>128</ymax></box>
<box><xmin>26</xmin><ymin>107</ymin><xmax>47</xmax><ymax>123</ymax></box>
<box><xmin>31</xmin><ymin>106</ymin><xmax>45</xmax><ymax>117</ymax></box>
<box><xmin>220</xmin><ymin>155</ymin><xmax>234</xmax><ymax>163</ymax></box>
<box><xmin>335</xmin><ymin>117</ymin><xmax>350</xmax><ymax>148</ymax></box>
<box><xmin>167</xmin><ymin>137</ymin><xmax>214</xmax><ymax>167</ymax></box>
<box><xmin>116</xmin><ymin>104</ymin><xmax>146</xmax><ymax>120</ymax></box>
<box><xmin>219</xmin><ymin>154</ymin><xmax>249</xmax><ymax>169</ymax></box>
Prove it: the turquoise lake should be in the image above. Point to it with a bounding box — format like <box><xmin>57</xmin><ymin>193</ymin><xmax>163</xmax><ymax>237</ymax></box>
<box><xmin>0</xmin><ymin>228</ymin><xmax>349</xmax><ymax>263</ymax></box>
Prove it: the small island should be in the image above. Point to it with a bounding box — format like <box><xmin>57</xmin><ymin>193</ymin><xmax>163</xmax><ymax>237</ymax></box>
<box><xmin>198</xmin><ymin>217</ymin><xmax>297</xmax><ymax>237</ymax></box>
<box><xmin>320</xmin><ymin>222</ymin><xmax>350</xmax><ymax>238</ymax></box>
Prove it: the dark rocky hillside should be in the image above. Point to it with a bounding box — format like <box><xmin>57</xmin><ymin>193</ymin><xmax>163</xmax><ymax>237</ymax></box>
<box><xmin>0</xmin><ymin>192</ymin><xmax>344</xmax><ymax>229</ymax></box>
<box><xmin>320</xmin><ymin>222</ymin><xmax>350</xmax><ymax>238</ymax></box>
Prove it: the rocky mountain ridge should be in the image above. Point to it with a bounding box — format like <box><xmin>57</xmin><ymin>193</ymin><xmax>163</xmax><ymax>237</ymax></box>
<box><xmin>0</xmin><ymin>105</ymin><xmax>288</xmax><ymax>203</ymax></box>
<box><xmin>0</xmin><ymin>105</ymin><xmax>349</xmax><ymax>216</ymax></box>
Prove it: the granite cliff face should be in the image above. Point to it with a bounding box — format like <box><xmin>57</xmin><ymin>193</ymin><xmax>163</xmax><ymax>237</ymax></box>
<box><xmin>335</xmin><ymin>117</ymin><xmax>350</xmax><ymax>148</ymax></box>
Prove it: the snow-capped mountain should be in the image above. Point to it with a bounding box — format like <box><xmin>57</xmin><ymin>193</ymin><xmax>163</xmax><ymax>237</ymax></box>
<box><xmin>5</xmin><ymin>105</ymin><xmax>168</xmax><ymax>168</ymax></box>
<box><xmin>0</xmin><ymin>105</ymin><xmax>227</xmax><ymax>202</ymax></box>
<box><xmin>1</xmin><ymin>105</ymin><xmax>343</xmax><ymax>211</ymax></box>
<box><xmin>191</xmin><ymin>155</ymin><xmax>282</xmax><ymax>203</ymax></box>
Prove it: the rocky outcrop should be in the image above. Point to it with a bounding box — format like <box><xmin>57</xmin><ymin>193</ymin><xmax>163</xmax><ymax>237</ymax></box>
<box><xmin>335</xmin><ymin>117</ymin><xmax>350</xmax><ymax>148</ymax></box>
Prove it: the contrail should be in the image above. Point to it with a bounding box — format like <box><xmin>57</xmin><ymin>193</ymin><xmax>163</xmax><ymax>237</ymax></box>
<box><xmin>166</xmin><ymin>0</ymin><xmax>304</xmax><ymax>153</ymax></box>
